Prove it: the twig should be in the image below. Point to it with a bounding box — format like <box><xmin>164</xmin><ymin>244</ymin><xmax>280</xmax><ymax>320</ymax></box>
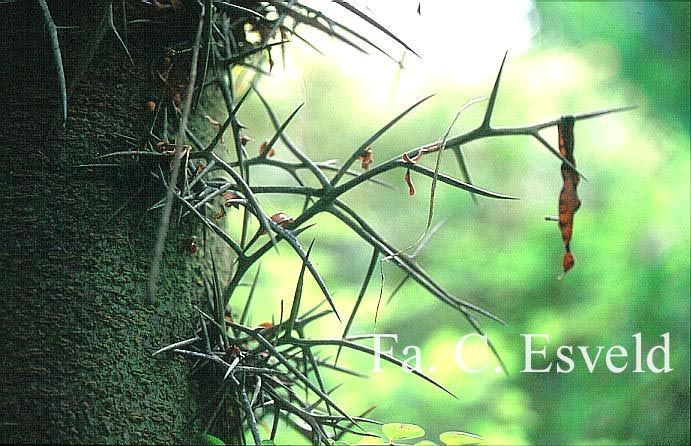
<box><xmin>148</xmin><ymin>2</ymin><xmax>206</xmax><ymax>303</ymax></box>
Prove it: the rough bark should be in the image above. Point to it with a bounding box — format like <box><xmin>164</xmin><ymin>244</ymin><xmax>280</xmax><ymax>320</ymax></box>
<box><xmin>0</xmin><ymin>3</ymin><xmax>230</xmax><ymax>443</ymax></box>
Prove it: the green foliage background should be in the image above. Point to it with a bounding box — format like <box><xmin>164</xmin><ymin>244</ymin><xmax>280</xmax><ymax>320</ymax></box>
<box><xmin>205</xmin><ymin>2</ymin><xmax>689</xmax><ymax>444</ymax></box>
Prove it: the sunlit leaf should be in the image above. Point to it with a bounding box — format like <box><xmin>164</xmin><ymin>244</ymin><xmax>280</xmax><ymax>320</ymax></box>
<box><xmin>439</xmin><ymin>431</ymin><xmax>482</xmax><ymax>445</ymax></box>
<box><xmin>382</xmin><ymin>423</ymin><xmax>425</xmax><ymax>441</ymax></box>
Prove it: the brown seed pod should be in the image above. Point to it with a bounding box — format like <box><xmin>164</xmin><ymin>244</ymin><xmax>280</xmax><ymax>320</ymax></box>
<box><xmin>240</xmin><ymin>134</ymin><xmax>253</xmax><ymax>146</ymax></box>
<box><xmin>222</xmin><ymin>191</ymin><xmax>240</xmax><ymax>209</ymax></box>
<box><xmin>259</xmin><ymin>212</ymin><xmax>294</xmax><ymax>235</ymax></box>
<box><xmin>405</xmin><ymin>169</ymin><xmax>416</xmax><ymax>196</ymax></box>
<box><xmin>259</xmin><ymin>140</ymin><xmax>275</xmax><ymax>157</ymax></box>
<box><xmin>358</xmin><ymin>147</ymin><xmax>373</xmax><ymax>170</ymax></box>
<box><xmin>225</xmin><ymin>345</ymin><xmax>244</xmax><ymax>359</ymax></box>
<box><xmin>270</xmin><ymin>212</ymin><xmax>294</xmax><ymax>228</ymax></box>
<box><xmin>215</xmin><ymin>206</ymin><xmax>227</xmax><ymax>220</ymax></box>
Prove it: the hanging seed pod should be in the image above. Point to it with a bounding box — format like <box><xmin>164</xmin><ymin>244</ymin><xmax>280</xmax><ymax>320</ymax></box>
<box><xmin>556</xmin><ymin>116</ymin><xmax>580</xmax><ymax>274</ymax></box>
<box><xmin>405</xmin><ymin>169</ymin><xmax>415</xmax><ymax>196</ymax></box>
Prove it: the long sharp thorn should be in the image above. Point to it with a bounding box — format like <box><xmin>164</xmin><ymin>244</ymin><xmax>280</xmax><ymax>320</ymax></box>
<box><xmin>240</xmin><ymin>265</ymin><xmax>262</xmax><ymax>325</ymax></box>
<box><xmin>386</xmin><ymin>275</ymin><xmax>410</xmax><ymax>305</ymax></box>
<box><xmin>452</xmin><ymin>146</ymin><xmax>478</xmax><ymax>204</ymax></box>
<box><xmin>230</xmin><ymin>323</ymin><xmax>357</xmax><ymax>425</ymax></box>
<box><xmin>481</xmin><ymin>51</ymin><xmax>508</xmax><ymax>129</ymax></box>
<box><xmin>336</xmin><ymin>248</ymin><xmax>379</xmax><ymax>364</ymax></box>
<box><xmin>332</xmin><ymin>94</ymin><xmax>435</xmax><ymax>186</ymax></box>
<box><xmin>107</xmin><ymin>3</ymin><xmax>134</xmax><ymax>66</ymax></box>
<box><xmin>260</xmin><ymin>103</ymin><xmax>305</xmax><ymax>159</ymax></box>
<box><xmin>467</xmin><ymin>315</ymin><xmax>509</xmax><ymax>376</ymax></box>
<box><xmin>152</xmin><ymin>337</ymin><xmax>200</xmax><ymax>356</ymax></box>
<box><xmin>332</xmin><ymin>0</ymin><xmax>420</xmax><ymax>57</ymax></box>
<box><xmin>571</xmin><ymin>105</ymin><xmax>638</xmax><ymax>123</ymax></box>
<box><xmin>38</xmin><ymin>0</ymin><xmax>67</xmax><ymax>128</ymax></box>
<box><xmin>205</xmin><ymin>89</ymin><xmax>253</xmax><ymax>154</ymax></box>
<box><xmin>284</xmin><ymin>240</ymin><xmax>314</xmax><ymax>338</ymax></box>
<box><xmin>407</xmin><ymin>163</ymin><xmax>517</xmax><ymax>199</ymax></box>
<box><xmin>292</xmin><ymin>337</ymin><xmax>456</xmax><ymax>398</ymax></box>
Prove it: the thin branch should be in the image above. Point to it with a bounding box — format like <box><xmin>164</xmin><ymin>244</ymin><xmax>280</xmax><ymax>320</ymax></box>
<box><xmin>148</xmin><ymin>2</ymin><xmax>206</xmax><ymax>303</ymax></box>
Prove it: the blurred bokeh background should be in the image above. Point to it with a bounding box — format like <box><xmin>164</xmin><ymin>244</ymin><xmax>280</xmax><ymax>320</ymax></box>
<box><xmin>203</xmin><ymin>1</ymin><xmax>690</xmax><ymax>444</ymax></box>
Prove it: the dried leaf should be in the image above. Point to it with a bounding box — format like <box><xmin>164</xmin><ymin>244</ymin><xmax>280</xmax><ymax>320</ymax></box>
<box><xmin>215</xmin><ymin>206</ymin><xmax>226</xmax><ymax>220</ymax></box>
<box><xmin>405</xmin><ymin>169</ymin><xmax>415</xmax><ymax>196</ymax></box>
<box><xmin>557</xmin><ymin>116</ymin><xmax>581</xmax><ymax>273</ymax></box>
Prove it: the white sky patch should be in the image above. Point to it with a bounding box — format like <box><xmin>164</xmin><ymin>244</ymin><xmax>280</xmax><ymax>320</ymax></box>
<box><xmin>290</xmin><ymin>0</ymin><xmax>536</xmax><ymax>92</ymax></box>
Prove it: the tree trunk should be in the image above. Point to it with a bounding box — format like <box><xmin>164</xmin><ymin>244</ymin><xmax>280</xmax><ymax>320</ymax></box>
<box><xmin>0</xmin><ymin>2</ymin><xmax>236</xmax><ymax>443</ymax></box>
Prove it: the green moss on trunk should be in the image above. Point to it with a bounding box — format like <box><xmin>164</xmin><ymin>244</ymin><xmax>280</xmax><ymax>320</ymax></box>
<box><xmin>0</xmin><ymin>3</ymin><xmax>239</xmax><ymax>443</ymax></box>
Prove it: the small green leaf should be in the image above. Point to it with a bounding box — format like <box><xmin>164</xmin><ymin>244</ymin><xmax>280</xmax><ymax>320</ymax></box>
<box><xmin>260</xmin><ymin>440</ymin><xmax>276</xmax><ymax>445</ymax></box>
<box><xmin>439</xmin><ymin>431</ymin><xmax>482</xmax><ymax>445</ymax></box>
<box><xmin>198</xmin><ymin>434</ymin><xmax>225</xmax><ymax>445</ymax></box>
<box><xmin>382</xmin><ymin>423</ymin><xmax>425</xmax><ymax>441</ymax></box>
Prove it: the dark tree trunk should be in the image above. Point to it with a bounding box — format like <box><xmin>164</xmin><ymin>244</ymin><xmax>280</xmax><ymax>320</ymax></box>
<box><xmin>0</xmin><ymin>2</ymin><xmax>237</xmax><ymax>443</ymax></box>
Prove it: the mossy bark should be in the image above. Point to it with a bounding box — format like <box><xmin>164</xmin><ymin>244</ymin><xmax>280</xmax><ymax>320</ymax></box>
<box><xmin>0</xmin><ymin>3</ymin><xmax>237</xmax><ymax>443</ymax></box>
